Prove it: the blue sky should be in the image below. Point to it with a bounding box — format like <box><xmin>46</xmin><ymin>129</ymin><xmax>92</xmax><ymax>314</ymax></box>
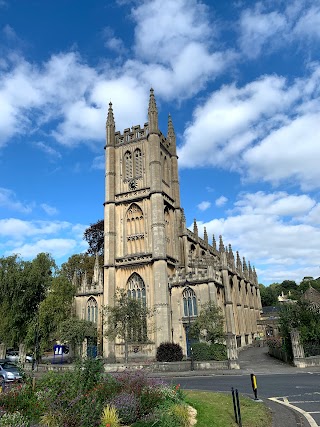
<box><xmin>1</xmin><ymin>0</ymin><xmax>320</xmax><ymax>285</ymax></box>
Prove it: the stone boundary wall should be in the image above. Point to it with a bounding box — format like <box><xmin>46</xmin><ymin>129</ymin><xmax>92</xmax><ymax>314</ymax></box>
<box><xmin>23</xmin><ymin>359</ymin><xmax>229</xmax><ymax>373</ymax></box>
<box><xmin>293</xmin><ymin>356</ymin><xmax>320</xmax><ymax>368</ymax></box>
<box><xmin>268</xmin><ymin>347</ymin><xmax>290</xmax><ymax>363</ymax></box>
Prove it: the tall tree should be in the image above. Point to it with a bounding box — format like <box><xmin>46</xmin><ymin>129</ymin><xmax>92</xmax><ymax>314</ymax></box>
<box><xmin>83</xmin><ymin>219</ymin><xmax>104</xmax><ymax>255</ymax></box>
<box><xmin>59</xmin><ymin>318</ymin><xmax>97</xmax><ymax>357</ymax></box>
<box><xmin>189</xmin><ymin>301</ymin><xmax>224</xmax><ymax>344</ymax></box>
<box><xmin>103</xmin><ymin>289</ymin><xmax>154</xmax><ymax>363</ymax></box>
<box><xmin>0</xmin><ymin>253</ymin><xmax>55</xmax><ymax>347</ymax></box>
<box><xmin>60</xmin><ymin>253</ymin><xmax>97</xmax><ymax>283</ymax></box>
<box><xmin>25</xmin><ymin>275</ymin><xmax>76</xmax><ymax>352</ymax></box>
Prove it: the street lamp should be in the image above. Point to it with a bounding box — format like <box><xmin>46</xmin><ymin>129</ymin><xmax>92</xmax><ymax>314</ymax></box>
<box><xmin>185</xmin><ymin>280</ymin><xmax>195</xmax><ymax>371</ymax></box>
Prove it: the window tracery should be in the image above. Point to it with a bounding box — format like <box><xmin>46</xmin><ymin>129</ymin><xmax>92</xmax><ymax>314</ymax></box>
<box><xmin>182</xmin><ymin>287</ymin><xmax>198</xmax><ymax>317</ymax></box>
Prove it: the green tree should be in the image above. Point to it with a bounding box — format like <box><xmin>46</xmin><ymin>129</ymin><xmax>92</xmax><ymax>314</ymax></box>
<box><xmin>259</xmin><ymin>284</ymin><xmax>278</xmax><ymax>306</ymax></box>
<box><xmin>59</xmin><ymin>318</ymin><xmax>97</xmax><ymax>357</ymax></box>
<box><xmin>189</xmin><ymin>301</ymin><xmax>224</xmax><ymax>344</ymax></box>
<box><xmin>60</xmin><ymin>253</ymin><xmax>97</xmax><ymax>283</ymax></box>
<box><xmin>103</xmin><ymin>289</ymin><xmax>154</xmax><ymax>363</ymax></box>
<box><xmin>25</xmin><ymin>275</ymin><xmax>76</xmax><ymax>353</ymax></box>
<box><xmin>0</xmin><ymin>253</ymin><xmax>55</xmax><ymax>347</ymax></box>
<box><xmin>83</xmin><ymin>219</ymin><xmax>104</xmax><ymax>255</ymax></box>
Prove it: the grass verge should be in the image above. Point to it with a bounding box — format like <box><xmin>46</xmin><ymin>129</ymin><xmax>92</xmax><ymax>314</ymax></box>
<box><xmin>185</xmin><ymin>390</ymin><xmax>272</xmax><ymax>427</ymax></box>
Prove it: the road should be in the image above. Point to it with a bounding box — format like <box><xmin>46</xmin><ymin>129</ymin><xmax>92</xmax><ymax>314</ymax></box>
<box><xmin>164</xmin><ymin>346</ymin><xmax>320</xmax><ymax>427</ymax></box>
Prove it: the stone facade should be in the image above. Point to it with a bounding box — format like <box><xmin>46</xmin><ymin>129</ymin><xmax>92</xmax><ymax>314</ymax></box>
<box><xmin>75</xmin><ymin>89</ymin><xmax>262</xmax><ymax>362</ymax></box>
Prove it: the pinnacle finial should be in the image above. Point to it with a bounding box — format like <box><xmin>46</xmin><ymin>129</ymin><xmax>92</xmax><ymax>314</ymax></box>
<box><xmin>193</xmin><ymin>219</ymin><xmax>198</xmax><ymax>236</ymax></box>
<box><xmin>236</xmin><ymin>251</ymin><xmax>242</xmax><ymax>271</ymax></box>
<box><xmin>148</xmin><ymin>88</ymin><xmax>158</xmax><ymax>133</ymax></box>
<box><xmin>167</xmin><ymin>114</ymin><xmax>176</xmax><ymax>142</ymax></box>
<box><xmin>204</xmin><ymin>227</ymin><xmax>208</xmax><ymax>244</ymax></box>
<box><xmin>219</xmin><ymin>235</ymin><xmax>225</xmax><ymax>252</ymax></box>
<box><xmin>106</xmin><ymin>102</ymin><xmax>115</xmax><ymax>126</ymax></box>
<box><xmin>243</xmin><ymin>257</ymin><xmax>248</xmax><ymax>272</ymax></box>
<box><xmin>212</xmin><ymin>234</ymin><xmax>216</xmax><ymax>250</ymax></box>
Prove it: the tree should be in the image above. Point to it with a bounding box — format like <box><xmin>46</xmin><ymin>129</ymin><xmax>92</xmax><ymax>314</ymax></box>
<box><xmin>83</xmin><ymin>219</ymin><xmax>104</xmax><ymax>255</ymax></box>
<box><xmin>103</xmin><ymin>289</ymin><xmax>154</xmax><ymax>363</ymax></box>
<box><xmin>189</xmin><ymin>301</ymin><xmax>224</xmax><ymax>344</ymax></box>
<box><xmin>59</xmin><ymin>318</ymin><xmax>97</xmax><ymax>357</ymax></box>
<box><xmin>259</xmin><ymin>284</ymin><xmax>278</xmax><ymax>306</ymax></box>
<box><xmin>60</xmin><ymin>253</ymin><xmax>98</xmax><ymax>283</ymax></box>
<box><xmin>0</xmin><ymin>253</ymin><xmax>55</xmax><ymax>347</ymax></box>
<box><xmin>25</xmin><ymin>275</ymin><xmax>77</xmax><ymax>352</ymax></box>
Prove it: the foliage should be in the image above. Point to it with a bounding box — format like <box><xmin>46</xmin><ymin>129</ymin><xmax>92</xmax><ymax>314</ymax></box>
<box><xmin>100</xmin><ymin>405</ymin><xmax>121</xmax><ymax>427</ymax></box>
<box><xmin>83</xmin><ymin>219</ymin><xmax>104</xmax><ymax>256</ymax></box>
<box><xmin>25</xmin><ymin>275</ymin><xmax>76</xmax><ymax>353</ymax></box>
<box><xmin>265</xmin><ymin>337</ymin><xmax>282</xmax><ymax>349</ymax></box>
<box><xmin>259</xmin><ymin>283</ymin><xmax>279</xmax><ymax>307</ymax></box>
<box><xmin>156</xmin><ymin>342</ymin><xmax>183</xmax><ymax>362</ymax></box>
<box><xmin>0</xmin><ymin>253</ymin><xmax>55</xmax><ymax>347</ymax></box>
<box><xmin>60</xmin><ymin>253</ymin><xmax>98</xmax><ymax>284</ymax></box>
<box><xmin>58</xmin><ymin>317</ymin><xmax>97</xmax><ymax>356</ymax></box>
<box><xmin>0</xmin><ymin>411</ymin><xmax>30</xmax><ymax>427</ymax></box>
<box><xmin>0</xmin><ymin>362</ymin><xmax>187</xmax><ymax>427</ymax></box>
<box><xmin>109</xmin><ymin>391</ymin><xmax>140</xmax><ymax>424</ymax></box>
<box><xmin>104</xmin><ymin>289</ymin><xmax>154</xmax><ymax>363</ymax></box>
<box><xmin>189</xmin><ymin>301</ymin><xmax>224</xmax><ymax>344</ymax></box>
<box><xmin>192</xmin><ymin>342</ymin><xmax>227</xmax><ymax>361</ymax></box>
<box><xmin>153</xmin><ymin>403</ymin><xmax>190</xmax><ymax>427</ymax></box>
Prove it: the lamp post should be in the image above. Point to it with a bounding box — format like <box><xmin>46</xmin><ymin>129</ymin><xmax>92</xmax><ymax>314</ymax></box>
<box><xmin>185</xmin><ymin>279</ymin><xmax>195</xmax><ymax>371</ymax></box>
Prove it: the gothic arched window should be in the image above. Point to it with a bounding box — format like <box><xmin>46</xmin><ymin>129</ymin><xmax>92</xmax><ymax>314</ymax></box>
<box><xmin>134</xmin><ymin>148</ymin><xmax>143</xmax><ymax>178</ymax></box>
<box><xmin>127</xmin><ymin>273</ymin><xmax>147</xmax><ymax>341</ymax></box>
<box><xmin>87</xmin><ymin>297</ymin><xmax>98</xmax><ymax>324</ymax></box>
<box><xmin>126</xmin><ymin>203</ymin><xmax>145</xmax><ymax>254</ymax></box>
<box><xmin>124</xmin><ymin>151</ymin><xmax>133</xmax><ymax>180</ymax></box>
<box><xmin>182</xmin><ymin>287</ymin><xmax>198</xmax><ymax>317</ymax></box>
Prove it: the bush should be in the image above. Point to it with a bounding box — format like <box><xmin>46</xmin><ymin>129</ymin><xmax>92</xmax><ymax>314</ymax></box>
<box><xmin>192</xmin><ymin>342</ymin><xmax>227</xmax><ymax>361</ymax></box>
<box><xmin>209</xmin><ymin>343</ymin><xmax>227</xmax><ymax>361</ymax></box>
<box><xmin>109</xmin><ymin>391</ymin><xmax>140</xmax><ymax>424</ymax></box>
<box><xmin>156</xmin><ymin>342</ymin><xmax>183</xmax><ymax>362</ymax></box>
<box><xmin>192</xmin><ymin>343</ymin><xmax>211</xmax><ymax>361</ymax></box>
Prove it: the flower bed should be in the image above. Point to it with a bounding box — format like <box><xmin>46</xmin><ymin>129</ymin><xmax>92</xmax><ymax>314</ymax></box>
<box><xmin>0</xmin><ymin>359</ymin><xmax>190</xmax><ymax>427</ymax></box>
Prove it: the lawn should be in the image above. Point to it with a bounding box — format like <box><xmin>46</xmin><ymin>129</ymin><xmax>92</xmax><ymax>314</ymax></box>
<box><xmin>185</xmin><ymin>390</ymin><xmax>272</xmax><ymax>427</ymax></box>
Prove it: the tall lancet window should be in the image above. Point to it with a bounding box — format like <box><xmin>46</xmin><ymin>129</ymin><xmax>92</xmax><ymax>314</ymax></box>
<box><xmin>87</xmin><ymin>297</ymin><xmax>98</xmax><ymax>323</ymax></box>
<box><xmin>124</xmin><ymin>151</ymin><xmax>133</xmax><ymax>180</ymax></box>
<box><xmin>134</xmin><ymin>148</ymin><xmax>143</xmax><ymax>178</ymax></box>
<box><xmin>127</xmin><ymin>273</ymin><xmax>147</xmax><ymax>342</ymax></box>
<box><xmin>183</xmin><ymin>287</ymin><xmax>198</xmax><ymax>317</ymax></box>
<box><xmin>126</xmin><ymin>203</ymin><xmax>145</xmax><ymax>254</ymax></box>
<box><xmin>163</xmin><ymin>156</ymin><xmax>169</xmax><ymax>183</ymax></box>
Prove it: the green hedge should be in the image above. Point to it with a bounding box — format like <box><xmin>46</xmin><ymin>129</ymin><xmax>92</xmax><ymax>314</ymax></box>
<box><xmin>192</xmin><ymin>343</ymin><xmax>227</xmax><ymax>361</ymax></box>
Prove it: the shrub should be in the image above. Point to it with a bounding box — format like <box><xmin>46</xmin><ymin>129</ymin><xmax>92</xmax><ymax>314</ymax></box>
<box><xmin>100</xmin><ymin>405</ymin><xmax>121</xmax><ymax>427</ymax></box>
<box><xmin>155</xmin><ymin>403</ymin><xmax>190</xmax><ymax>427</ymax></box>
<box><xmin>192</xmin><ymin>342</ymin><xmax>227</xmax><ymax>361</ymax></box>
<box><xmin>192</xmin><ymin>342</ymin><xmax>211</xmax><ymax>361</ymax></box>
<box><xmin>156</xmin><ymin>342</ymin><xmax>183</xmax><ymax>362</ymax></box>
<box><xmin>109</xmin><ymin>391</ymin><xmax>140</xmax><ymax>424</ymax></box>
<box><xmin>0</xmin><ymin>411</ymin><xmax>30</xmax><ymax>427</ymax></box>
<box><xmin>209</xmin><ymin>343</ymin><xmax>227</xmax><ymax>360</ymax></box>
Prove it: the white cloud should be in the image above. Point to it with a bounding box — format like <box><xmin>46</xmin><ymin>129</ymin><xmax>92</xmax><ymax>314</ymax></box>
<box><xmin>0</xmin><ymin>188</ymin><xmax>33</xmax><ymax>213</ymax></box>
<box><xmin>178</xmin><ymin>66</ymin><xmax>320</xmax><ymax>190</ymax></box>
<box><xmin>0</xmin><ymin>218</ymin><xmax>88</xmax><ymax>262</ymax></box>
<box><xmin>239</xmin><ymin>7</ymin><xmax>287</xmax><ymax>58</ymax></box>
<box><xmin>238</xmin><ymin>1</ymin><xmax>320</xmax><ymax>58</ymax></box>
<box><xmin>215</xmin><ymin>196</ymin><xmax>228</xmax><ymax>207</ymax></box>
<box><xmin>197</xmin><ymin>201</ymin><xmax>211</xmax><ymax>211</ymax></box>
<box><xmin>40</xmin><ymin>204</ymin><xmax>58</xmax><ymax>216</ymax></box>
<box><xmin>233</xmin><ymin>192</ymin><xmax>315</xmax><ymax>217</ymax></box>
<box><xmin>34</xmin><ymin>141</ymin><xmax>61</xmax><ymax>159</ymax></box>
<box><xmin>194</xmin><ymin>193</ymin><xmax>320</xmax><ymax>284</ymax></box>
<box><xmin>5</xmin><ymin>238</ymin><xmax>78</xmax><ymax>259</ymax></box>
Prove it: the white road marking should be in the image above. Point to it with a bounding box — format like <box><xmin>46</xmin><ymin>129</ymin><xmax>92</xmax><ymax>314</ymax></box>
<box><xmin>269</xmin><ymin>397</ymin><xmax>319</xmax><ymax>427</ymax></box>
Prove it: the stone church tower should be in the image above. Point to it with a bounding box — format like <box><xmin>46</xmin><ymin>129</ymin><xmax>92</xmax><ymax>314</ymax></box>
<box><xmin>100</xmin><ymin>89</ymin><xmax>262</xmax><ymax>362</ymax></box>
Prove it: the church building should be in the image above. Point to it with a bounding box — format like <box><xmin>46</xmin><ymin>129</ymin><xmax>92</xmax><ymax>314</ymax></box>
<box><xmin>75</xmin><ymin>89</ymin><xmax>262</xmax><ymax>362</ymax></box>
